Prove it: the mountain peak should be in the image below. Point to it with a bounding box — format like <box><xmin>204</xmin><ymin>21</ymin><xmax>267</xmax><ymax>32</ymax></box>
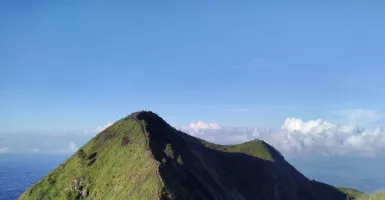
<box><xmin>19</xmin><ymin>111</ymin><xmax>360</xmax><ymax>200</ymax></box>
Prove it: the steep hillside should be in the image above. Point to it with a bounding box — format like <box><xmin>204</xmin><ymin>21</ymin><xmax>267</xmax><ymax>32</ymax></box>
<box><xmin>19</xmin><ymin>111</ymin><xmax>360</xmax><ymax>200</ymax></box>
<box><xmin>18</xmin><ymin>116</ymin><xmax>162</xmax><ymax>200</ymax></box>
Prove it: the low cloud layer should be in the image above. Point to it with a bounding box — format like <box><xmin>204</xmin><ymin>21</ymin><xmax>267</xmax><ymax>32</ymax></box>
<box><xmin>186</xmin><ymin>121</ymin><xmax>222</xmax><ymax>136</ymax></box>
<box><xmin>182</xmin><ymin>117</ymin><xmax>385</xmax><ymax>157</ymax></box>
<box><xmin>2</xmin><ymin>112</ymin><xmax>384</xmax><ymax>157</ymax></box>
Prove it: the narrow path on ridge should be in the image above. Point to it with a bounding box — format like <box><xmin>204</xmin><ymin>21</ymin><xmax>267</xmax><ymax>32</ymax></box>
<box><xmin>131</xmin><ymin>115</ymin><xmax>165</xmax><ymax>200</ymax></box>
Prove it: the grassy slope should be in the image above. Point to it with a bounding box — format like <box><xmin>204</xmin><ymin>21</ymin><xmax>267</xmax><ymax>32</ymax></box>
<box><xmin>204</xmin><ymin>140</ymin><xmax>275</xmax><ymax>161</ymax></box>
<box><xmin>357</xmin><ymin>191</ymin><xmax>385</xmax><ymax>200</ymax></box>
<box><xmin>19</xmin><ymin>117</ymin><xmax>161</xmax><ymax>200</ymax></box>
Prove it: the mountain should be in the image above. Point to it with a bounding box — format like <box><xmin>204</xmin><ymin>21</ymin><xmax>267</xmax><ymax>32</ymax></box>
<box><xmin>19</xmin><ymin>111</ymin><xmax>362</xmax><ymax>200</ymax></box>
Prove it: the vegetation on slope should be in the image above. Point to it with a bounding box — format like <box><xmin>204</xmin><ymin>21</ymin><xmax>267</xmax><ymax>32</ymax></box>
<box><xmin>219</xmin><ymin>140</ymin><xmax>280</xmax><ymax>161</ymax></box>
<box><xmin>357</xmin><ymin>190</ymin><xmax>385</xmax><ymax>200</ymax></box>
<box><xmin>19</xmin><ymin>117</ymin><xmax>161</xmax><ymax>200</ymax></box>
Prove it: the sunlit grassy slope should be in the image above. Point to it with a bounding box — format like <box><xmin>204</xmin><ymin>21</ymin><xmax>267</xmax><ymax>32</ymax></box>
<box><xmin>357</xmin><ymin>191</ymin><xmax>385</xmax><ymax>200</ymax></box>
<box><xmin>18</xmin><ymin>117</ymin><xmax>161</xmax><ymax>200</ymax></box>
<box><xmin>19</xmin><ymin>111</ymin><xmax>361</xmax><ymax>200</ymax></box>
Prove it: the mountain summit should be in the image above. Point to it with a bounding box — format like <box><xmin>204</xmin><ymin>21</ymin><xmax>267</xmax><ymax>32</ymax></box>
<box><xmin>19</xmin><ymin>111</ymin><xmax>360</xmax><ymax>200</ymax></box>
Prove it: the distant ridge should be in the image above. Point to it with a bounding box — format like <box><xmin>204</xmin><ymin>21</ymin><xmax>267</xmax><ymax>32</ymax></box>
<box><xmin>19</xmin><ymin>111</ymin><xmax>362</xmax><ymax>200</ymax></box>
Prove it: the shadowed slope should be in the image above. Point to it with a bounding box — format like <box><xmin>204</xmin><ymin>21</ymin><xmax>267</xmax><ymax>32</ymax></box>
<box><xmin>135</xmin><ymin>111</ymin><xmax>355</xmax><ymax>200</ymax></box>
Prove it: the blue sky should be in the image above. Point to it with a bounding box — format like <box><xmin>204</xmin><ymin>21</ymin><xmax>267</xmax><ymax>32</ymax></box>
<box><xmin>2</xmin><ymin>1</ymin><xmax>385</xmax><ymax>193</ymax></box>
<box><xmin>1</xmin><ymin>1</ymin><xmax>385</xmax><ymax>155</ymax></box>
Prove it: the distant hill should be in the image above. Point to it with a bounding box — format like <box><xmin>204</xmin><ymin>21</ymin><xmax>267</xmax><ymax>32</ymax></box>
<box><xmin>19</xmin><ymin>111</ymin><xmax>362</xmax><ymax>200</ymax></box>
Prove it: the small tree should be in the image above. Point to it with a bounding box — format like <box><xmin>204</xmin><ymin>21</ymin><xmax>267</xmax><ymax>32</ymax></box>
<box><xmin>164</xmin><ymin>144</ymin><xmax>174</xmax><ymax>158</ymax></box>
<box><xmin>77</xmin><ymin>149</ymin><xmax>86</xmax><ymax>160</ymax></box>
<box><xmin>177</xmin><ymin>155</ymin><xmax>184</xmax><ymax>165</ymax></box>
<box><xmin>77</xmin><ymin>149</ymin><xmax>87</xmax><ymax>167</ymax></box>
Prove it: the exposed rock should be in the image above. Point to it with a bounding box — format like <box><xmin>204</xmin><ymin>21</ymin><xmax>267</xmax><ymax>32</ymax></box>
<box><xmin>66</xmin><ymin>177</ymin><xmax>89</xmax><ymax>198</ymax></box>
<box><xmin>82</xmin><ymin>189</ymin><xmax>88</xmax><ymax>198</ymax></box>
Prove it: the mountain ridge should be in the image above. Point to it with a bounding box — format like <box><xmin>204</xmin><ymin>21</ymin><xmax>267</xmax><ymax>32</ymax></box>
<box><xmin>130</xmin><ymin>112</ymin><xmax>164</xmax><ymax>199</ymax></box>
<box><xmin>19</xmin><ymin>111</ymin><xmax>361</xmax><ymax>200</ymax></box>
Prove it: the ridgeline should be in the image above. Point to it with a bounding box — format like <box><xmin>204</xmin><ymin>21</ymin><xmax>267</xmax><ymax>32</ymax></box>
<box><xmin>19</xmin><ymin>111</ymin><xmax>362</xmax><ymax>200</ymax></box>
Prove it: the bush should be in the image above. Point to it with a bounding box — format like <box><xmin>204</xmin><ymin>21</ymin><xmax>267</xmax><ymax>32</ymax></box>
<box><xmin>47</xmin><ymin>174</ymin><xmax>56</xmax><ymax>185</ymax></box>
<box><xmin>177</xmin><ymin>155</ymin><xmax>184</xmax><ymax>165</ymax></box>
<box><xmin>77</xmin><ymin>149</ymin><xmax>87</xmax><ymax>167</ymax></box>
<box><xmin>77</xmin><ymin>149</ymin><xmax>86</xmax><ymax>160</ymax></box>
<box><xmin>164</xmin><ymin>144</ymin><xmax>174</xmax><ymax>158</ymax></box>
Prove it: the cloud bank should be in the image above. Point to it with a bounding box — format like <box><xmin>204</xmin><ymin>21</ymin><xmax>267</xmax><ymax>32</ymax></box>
<box><xmin>189</xmin><ymin>121</ymin><xmax>222</xmax><ymax>130</ymax></box>
<box><xmin>182</xmin><ymin>118</ymin><xmax>385</xmax><ymax>157</ymax></box>
<box><xmin>3</xmin><ymin>111</ymin><xmax>384</xmax><ymax>157</ymax></box>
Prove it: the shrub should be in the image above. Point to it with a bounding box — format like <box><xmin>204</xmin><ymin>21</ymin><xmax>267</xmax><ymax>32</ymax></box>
<box><xmin>77</xmin><ymin>149</ymin><xmax>87</xmax><ymax>167</ymax></box>
<box><xmin>177</xmin><ymin>155</ymin><xmax>184</xmax><ymax>165</ymax></box>
<box><xmin>47</xmin><ymin>174</ymin><xmax>56</xmax><ymax>185</ymax></box>
<box><xmin>164</xmin><ymin>144</ymin><xmax>174</xmax><ymax>158</ymax></box>
<box><xmin>77</xmin><ymin>149</ymin><xmax>86</xmax><ymax>160</ymax></box>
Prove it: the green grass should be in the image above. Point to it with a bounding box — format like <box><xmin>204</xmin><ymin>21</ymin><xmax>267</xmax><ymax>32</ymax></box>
<box><xmin>357</xmin><ymin>191</ymin><xmax>385</xmax><ymax>200</ymax></box>
<box><xmin>19</xmin><ymin>117</ymin><xmax>161</xmax><ymax>200</ymax></box>
<box><xmin>220</xmin><ymin>140</ymin><xmax>275</xmax><ymax>161</ymax></box>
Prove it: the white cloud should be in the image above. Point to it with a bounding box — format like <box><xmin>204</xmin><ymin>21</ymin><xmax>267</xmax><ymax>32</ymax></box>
<box><xmin>181</xmin><ymin>117</ymin><xmax>385</xmax><ymax>157</ymax></box>
<box><xmin>189</xmin><ymin>121</ymin><xmax>221</xmax><ymax>130</ymax></box>
<box><xmin>184</xmin><ymin>121</ymin><xmax>222</xmax><ymax>136</ymax></box>
<box><xmin>0</xmin><ymin>147</ymin><xmax>8</xmax><ymax>154</ymax></box>
<box><xmin>281</xmin><ymin>118</ymin><xmax>334</xmax><ymax>134</ymax></box>
<box><xmin>274</xmin><ymin>118</ymin><xmax>385</xmax><ymax>156</ymax></box>
<box><xmin>84</xmin><ymin>122</ymin><xmax>114</xmax><ymax>135</ymax></box>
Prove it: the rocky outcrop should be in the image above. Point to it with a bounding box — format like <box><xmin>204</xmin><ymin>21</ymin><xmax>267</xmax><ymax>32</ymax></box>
<box><xmin>65</xmin><ymin>177</ymin><xmax>89</xmax><ymax>199</ymax></box>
